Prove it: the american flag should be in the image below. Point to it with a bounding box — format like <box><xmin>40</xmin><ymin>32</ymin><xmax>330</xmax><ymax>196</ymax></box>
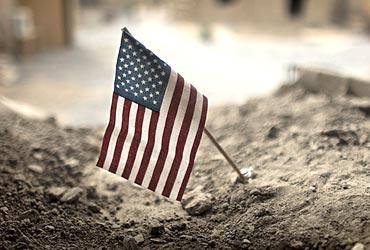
<box><xmin>97</xmin><ymin>28</ymin><xmax>208</xmax><ymax>201</ymax></box>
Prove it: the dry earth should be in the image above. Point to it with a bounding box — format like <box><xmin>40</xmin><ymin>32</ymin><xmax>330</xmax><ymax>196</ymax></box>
<box><xmin>1</xmin><ymin>85</ymin><xmax>370</xmax><ymax>249</ymax></box>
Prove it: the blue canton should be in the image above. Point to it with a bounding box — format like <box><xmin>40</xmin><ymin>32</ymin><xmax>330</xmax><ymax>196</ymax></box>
<box><xmin>114</xmin><ymin>28</ymin><xmax>171</xmax><ymax>112</ymax></box>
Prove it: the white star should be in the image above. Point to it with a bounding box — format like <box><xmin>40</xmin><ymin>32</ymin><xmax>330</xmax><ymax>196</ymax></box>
<box><xmin>131</xmin><ymin>77</ymin><xmax>136</xmax><ymax>80</ymax></box>
<box><xmin>154</xmin><ymin>74</ymin><xmax>159</xmax><ymax>78</ymax></box>
<box><xmin>148</xmin><ymin>77</ymin><xmax>152</xmax><ymax>82</ymax></box>
<box><xmin>126</xmin><ymin>54</ymin><xmax>130</xmax><ymax>58</ymax></box>
<box><xmin>128</xmin><ymin>70</ymin><xmax>132</xmax><ymax>74</ymax></box>
<box><xmin>124</xmin><ymin>38</ymin><xmax>129</xmax><ymax>42</ymax></box>
<box><xmin>155</xmin><ymin>91</ymin><xmax>159</xmax><ymax>95</ymax></box>
<box><xmin>126</xmin><ymin>79</ymin><xmax>130</xmax><ymax>83</ymax></box>
<box><xmin>138</xmin><ymin>74</ymin><xmax>142</xmax><ymax>78</ymax></box>
<box><xmin>152</xmin><ymin>84</ymin><xmax>156</xmax><ymax>88</ymax></box>
<box><xmin>117</xmin><ymin>76</ymin><xmax>121</xmax><ymax>80</ymax></box>
<box><xmin>150</xmin><ymin>52</ymin><xmax>153</xmax><ymax>56</ymax></box>
<box><xmin>122</xmin><ymin>73</ymin><xmax>126</xmax><ymax>77</ymax></box>
<box><xmin>132</xmin><ymin>51</ymin><xmax>137</xmax><ymax>56</ymax></box>
<box><xmin>149</xmin><ymin>93</ymin><xmax>154</xmax><ymax>98</ymax></box>
<box><xmin>124</xmin><ymin>64</ymin><xmax>128</xmax><ymax>68</ymax></box>
<box><xmin>153</xmin><ymin>100</ymin><xmax>157</xmax><ymax>105</ymax></box>
<box><xmin>150</xmin><ymin>68</ymin><xmax>155</xmax><ymax>72</ymax></box>
<box><xmin>140</xmin><ymin>90</ymin><xmax>143</xmax><ymax>94</ymax></box>
<box><xmin>130</xmin><ymin>86</ymin><xmax>134</xmax><ymax>90</ymax></box>
<box><xmin>125</xmin><ymin>88</ymin><xmax>128</xmax><ymax>92</ymax></box>
<box><xmin>140</xmin><ymin>64</ymin><xmax>145</xmax><ymax>68</ymax></box>
<box><xmin>116</xmin><ymin>84</ymin><xmax>120</xmax><ymax>88</ymax></box>
<box><xmin>139</xmin><ymin>49</ymin><xmax>143</xmax><ymax>52</ymax></box>
<box><xmin>134</xmin><ymin>92</ymin><xmax>138</xmax><ymax>96</ymax></box>
<box><xmin>147</xmin><ymin>62</ymin><xmax>151</xmax><ymax>65</ymax></box>
<box><xmin>130</xmin><ymin>61</ymin><xmax>134</xmax><ymax>66</ymax></box>
<box><xmin>157</xmin><ymin>65</ymin><xmax>162</xmax><ymax>69</ymax></box>
<box><xmin>163</xmin><ymin>63</ymin><xmax>167</xmax><ymax>66</ymax></box>
<box><xmin>128</xmin><ymin>45</ymin><xmax>132</xmax><ymax>49</ymax></box>
<box><xmin>121</xmin><ymin>82</ymin><xmax>125</xmax><ymax>85</ymax></box>
<box><xmin>161</xmin><ymin>71</ymin><xmax>165</xmax><ymax>76</ymax></box>
<box><xmin>144</xmin><ymin>70</ymin><xmax>149</xmax><ymax>75</ymax></box>
<box><xmin>134</xmin><ymin>67</ymin><xmax>138</xmax><ymax>71</ymax></box>
<box><xmin>118</xmin><ymin>66</ymin><xmax>122</xmax><ymax>70</ymax></box>
<box><xmin>136</xmin><ymin>58</ymin><xmax>141</xmax><ymax>62</ymax></box>
<box><xmin>142</xmin><ymin>56</ymin><xmax>147</xmax><ymax>60</ymax></box>
<box><xmin>120</xmin><ymin>57</ymin><xmax>124</xmax><ymax>62</ymax></box>
<box><xmin>122</xmin><ymin>48</ymin><xmax>126</xmax><ymax>52</ymax></box>
<box><xmin>143</xmin><ymin>96</ymin><xmax>147</xmax><ymax>100</ymax></box>
<box><xmin>158</xmin><ymin>80</ymin><xmax>162</xmax><ymax>85</ymax></box>
<box><xmin>135</xmin><ymin>84</ymin><xmax>139</xmax><ymax>88</ymax></box>
<box><xmin>141</xmin><ymin>80</ymin><xmax>146</xmax><ymax>84</ymax></box>
<box><xmin>153</xmin><ymin>59</ymin><xmax>158</xmax><ymax>63</ymax></box>
<box><xmin>145</xmin><ymin>87</ymin><xmax>149</xmax><ymax>92</ymax></box>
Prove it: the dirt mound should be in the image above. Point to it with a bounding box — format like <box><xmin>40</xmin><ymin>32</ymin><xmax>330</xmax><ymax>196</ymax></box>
<box><xmin>1</xmin><ymin>85</ymin><xmax>370</xmax><ymax>249</ymax></box>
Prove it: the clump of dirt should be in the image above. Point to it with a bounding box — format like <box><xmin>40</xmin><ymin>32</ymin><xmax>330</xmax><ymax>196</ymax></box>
<box><xmin>1</xmin><ymin>85</ymin><xmax>370</xmax><ymax>249</ymax></box>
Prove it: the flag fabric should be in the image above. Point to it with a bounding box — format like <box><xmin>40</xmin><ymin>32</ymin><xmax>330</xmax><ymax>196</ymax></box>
<box><xmin>96</xmin><ymin>28</ymin><xmax>208</xmax><ymax>201</ymax></box>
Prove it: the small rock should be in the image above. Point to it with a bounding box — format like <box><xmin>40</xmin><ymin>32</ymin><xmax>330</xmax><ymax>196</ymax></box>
<box><xmin>309</xmin><ymin>185</ymin><xmax>317</xmax><ymax>192</ymax></box>
<box><xmin>170</xmin><ymin>222</ymin><xmax>187</xmax><ymax>231</ymax></box>
<box><xmin>19</xmin><ymin>209</ymin><xmax>38</xmax><ymax>220</ymax></box>
<box><xmin>0</xmin><ymin>206</ymin><xmax>8</xmax><ymax>214</ymax></box>
<box><xmin>242</xmin><ymin>239</ymin><xmax>251</xmax><ymax>244</ymax></box>
<box><xmin>27</xmin><ymin>164</ymin><xmax>43</xmax><ymax>174</ymax></box>
<box><xmin>182</xmin><ymin>187</ymin><xmax>213</xmax><ymax>216</ymax></box>
<box><xmin>60</xmin><ymin>187</ymin><xmax>83</xmax><ymax>203</ymax></box>
<box><xmin>266</xmin><ymin>126</ymin><xmax>279</xmax><ymax>139</ymax></box>
<box><xmin>88</xmin><ymin>203</ymin><xmax>101</xmax><ymax>213</ymax></box>
<box><xmin>180</xmin><ymin>235</ymin><xmax>194</xmax><ymax>241</ymax></box>
<box><xmin>44</xmin><ymin>225</ymin><xmax>55</xmax><ymax>231</ymax></box>
<box><xmin>352</xmin><ymin>243</ymin><xmax>365</xmax><ymax>250</ymax></box>
<box><xmin>32</xmin><ymin>152</ymin><xmax>43</xmax><ymax>160</ymax></box>
<box><xmin>86</xmin><ymin>186</ymin><xmax>99</xmax><ymax>199</ymax></box>
<box><xmin>150</xmin><ymin>224</ymin><xmax>165</xmax><ymax>236</ymax></box>
<box><xmin>46</xmin><ymin>187</ymin><xmax>67</xmax><ymax>202</ymax></box>
<box><xmin>134</xmin><ymin>233</ymin><xmax>145</xmax><ymax>245</ymax></box>
<box><xmin>150</xmin><ymin>238</ymin><xmax>167</xmax><ymax>244</ymax></box>
<box><xmin>122</xmin><ymin>237</ymin><xmax>139</xmax><ymax>250</ymax></box>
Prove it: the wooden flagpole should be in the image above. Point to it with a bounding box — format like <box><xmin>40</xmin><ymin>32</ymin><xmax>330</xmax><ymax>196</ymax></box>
<box><xmin>204</xmin><ymin>127</ymin><xmax>246</xmax><ymax>182</ymax></box>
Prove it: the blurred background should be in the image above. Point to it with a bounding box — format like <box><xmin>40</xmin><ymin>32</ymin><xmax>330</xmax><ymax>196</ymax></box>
<box><xmin>1</xmin><ymin>0</ymin><xmax>370</xmax><ymax>126</ymax></box>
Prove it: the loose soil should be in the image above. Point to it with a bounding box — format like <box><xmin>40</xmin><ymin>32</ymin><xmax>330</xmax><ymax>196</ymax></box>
<box><xmin>1</xmin><ymin>85</ymin><xmax>369</xmax><ymax>249</ymax></box>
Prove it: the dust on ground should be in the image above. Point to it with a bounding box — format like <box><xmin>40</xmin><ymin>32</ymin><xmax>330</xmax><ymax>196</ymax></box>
<box><xmin>1</xmin><ymin>85</ymin><xmax>369</xmax><ymax>249</ymax></box>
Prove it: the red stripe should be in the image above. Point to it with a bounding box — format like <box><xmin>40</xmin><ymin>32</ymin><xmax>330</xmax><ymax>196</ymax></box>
<box><xmin>148</xmin><ymin>74</ymin><xmax>185</xmax><ymax>191</ymax></box>
<box><xmin>96</xmin><ymin>93</ymin><xmax>118</xmax><ymax>168</ymax></box>
<box><xmin>122</xmin><ymin>106</ymin><xmax>145</xmax><ymax>178</ymax></box>
<box><xmin>108</xmin><ymin>99</ymin><xmax>132</xmax><ymax>173</ymax></box>
<box><xmin>176</xmin><ymin>95</ymin><xmax>208</xmax><ymax>201</ymax></box>
<box><xmin>135</xmin><ymin>111</ymin><xmax>159</xmax><ymax>185</ymax></box>
<box><xmin>162</xmin><ymin>85</ymin><xmax>197</xmax><ymax>197</ymax></box>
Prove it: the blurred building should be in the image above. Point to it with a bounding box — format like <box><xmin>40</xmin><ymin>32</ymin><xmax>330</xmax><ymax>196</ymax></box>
<box><xmin>0</xmin><ymin>0</ymin><xmax>78</xmax><ymax>57</ymax></box>
<box><xmin>165</xmin><ymin>0</ymin><xmax>370</xmax><ymax>29</ymax></box>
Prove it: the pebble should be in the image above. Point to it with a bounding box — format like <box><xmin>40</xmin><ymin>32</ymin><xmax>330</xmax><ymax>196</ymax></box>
<box><xmin>44</xmin><ymin>225</ymin><xmax>55</xmax><ymax>231</ymax></box>
<box><xmin>309</xmin><ymin>185</ymin><xmax>317</xmax><ymax>192</ymax></box>
<box><xmin>242</xmin><ymin>239</ymin><xmax>251</xmax><ymax>244</ymax></box>
<box><xmin>122</xmin><ymin>237</ymin><xmax>139</xmax><ymax>250</ymax></box>
<box><xmin>87</xmin><ymin>203</ymin><xmax>101</xmax><ymax>213</ymax></box>
<box><xmin>0</xmin><ymin>206</ymin><xmax>8</xmax><ymax>213</ymax></box>
<box><xmin>134</xmin><ymin>233</ymin><xmax>145</xmax><ymax>245</ymax></box>
<box><xmin>352</xmin><ymin>243</ymin><xmax>365</xmax><ymax>250</ymax></box>
<box><xmin>150</xmin><ymin>238</ymin><xmax>167</xmax><ymax>244</ymax></box>
<box><xmin>27</xmin><ymin>164</ymin><xmax>43</xmax><ymax>174</ymax></box>
<box><xmin>180</xmin><ymin>235</ymin><xmax>194</xmax><ymax>241</ymax></box>
<box><xmin>60</xmin><ymin>187</ymin><xmax>83</xmax><ymax>203</ymax></box>
<box><xmin>149</xmin><ymin>224</ymin><xmax>165</xmax><ymax>236</ymax></box>
<box><xmin>46</xmin><ymin>187</ymin><xmax>67</xmax><ymax>202</ymax></box>
<box><xmin>182</xmin><ymin>187</ymin><xmax>213</xmax><ymax>216</ymax></box>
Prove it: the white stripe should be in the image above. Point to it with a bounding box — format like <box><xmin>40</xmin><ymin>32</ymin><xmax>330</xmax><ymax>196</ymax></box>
<box><xmin>155</xmin><ymin>82</ymin><xmax>191</xmax><ymax>194</ymax></box>
<box><xmin>116</xmin><ymin>103</ymin><xmax>138</xmax><ymax>176</ymax></box>
<box><xmin>169</xmin><ymin>93</ymin><xmax>203</xmax><ymax>199</ymax></box>
<box><xmin>103</xmin><ymin>97</ymin><xmax>125</xmax><ymax>170</ymax></box>
<box><xmin>141</xmin><ymin>70</ymin><xmax>178</xmax><ymax>188</ymax></box>
<box><xmin>128</xmin><ymin>109</ymin><xmax>152</xmax><ymax>181</ymax></box>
